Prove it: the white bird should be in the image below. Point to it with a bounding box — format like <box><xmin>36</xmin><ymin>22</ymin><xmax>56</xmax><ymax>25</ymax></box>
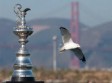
<box><xmin>59</xmin><ymin>27</ymin><xmax>86</xmax><ymax>63</ymax></box>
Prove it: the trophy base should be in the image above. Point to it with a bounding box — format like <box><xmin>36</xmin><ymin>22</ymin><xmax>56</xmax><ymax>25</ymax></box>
<box><xmin>4</xmin><ymin>81</ymin><xmax>44</xmax><ymax>83</ymax></box>
<box><xmin>3</xmin><ymin>77</ymin><xmax>44</xmax><ymax>83</ymax></box>
<box><xmin>11</xmin><ymin>77</ymin><xmax>35</xmax><ymax>82</ymax></box>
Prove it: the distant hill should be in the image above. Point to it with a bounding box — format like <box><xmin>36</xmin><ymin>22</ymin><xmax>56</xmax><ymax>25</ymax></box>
<box><xmin>82</xmin><ymin>21</ymin><xmax>112</xmax><ymax>68</ymax></box>
<box><xmin>0</xmin><ymin>18</ymin><xmax>16</xmax><ymax>67</ymax></box>
<box><xmin>0</xmin><ymin>18</ymin><xmax>112</xmax><ymax>69</ymax></box>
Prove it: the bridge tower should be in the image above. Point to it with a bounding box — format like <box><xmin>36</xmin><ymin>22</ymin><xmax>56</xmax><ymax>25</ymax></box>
<box><xmin>70</xmin><ymin>1</ymin><xmax>80</xmax><ymax>69</ymax></box>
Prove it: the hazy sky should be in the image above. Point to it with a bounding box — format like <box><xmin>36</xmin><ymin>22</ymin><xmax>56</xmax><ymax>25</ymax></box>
<box><xmin>0</xmin><ymin>0</ymin><xmax>112</xmax><ymax>26</ymax></box>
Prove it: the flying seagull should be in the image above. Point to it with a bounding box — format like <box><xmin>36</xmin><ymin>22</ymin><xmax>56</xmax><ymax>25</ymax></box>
<box><xmin>59</xmin><ymin>27</ymin><xmax>86</xmax><ymax>63</ymax></box>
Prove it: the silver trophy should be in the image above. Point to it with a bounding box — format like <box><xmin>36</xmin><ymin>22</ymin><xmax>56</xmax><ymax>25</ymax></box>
<box><xmin>3</xmin><ymin>4</ymin><xmax>44</xmax><ymax>83</ymax></box>
<box><xmin>11</xmin><ymin>4</ymin><xmax>34</xmax><ymax>82</ymax></box>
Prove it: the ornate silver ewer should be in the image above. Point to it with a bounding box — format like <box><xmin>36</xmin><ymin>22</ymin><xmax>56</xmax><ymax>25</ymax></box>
<box><xmin>3</xmin><ymin>4</ymin><xmax>44</xmax><ymax>83</ymax></box>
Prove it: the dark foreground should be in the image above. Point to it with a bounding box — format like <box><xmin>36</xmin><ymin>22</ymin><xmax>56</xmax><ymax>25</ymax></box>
<box><xmin>0</xmin><ymin>68</ymin><xmax>112</xmax><ymax>83</ymax></box>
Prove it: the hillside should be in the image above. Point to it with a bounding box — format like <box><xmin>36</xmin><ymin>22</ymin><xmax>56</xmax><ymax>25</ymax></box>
<box><xmin>82</xmin><ymin>21</ymin><xmax>112</xmax><ymax>68</ymax></box>
<box><xmin>0</xmin><ymin>18</ymin><xmax>111</xmax><ymax>69</ymax></box>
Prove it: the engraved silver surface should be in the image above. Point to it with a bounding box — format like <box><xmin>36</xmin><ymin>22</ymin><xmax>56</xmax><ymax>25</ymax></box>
<box><xmin>12</xmin><ymin>70</ymin><xmax>34</xmax><ymax>77</ymax></box>
<box><xmin>12</xmin><ymin>4</ymin><xmax>34</xmax><ymax>78</ymax></box>
<box><xmin>14</xmin><ymin>56</ymin><xmax>32</xmax><ymax>66</ymax></box>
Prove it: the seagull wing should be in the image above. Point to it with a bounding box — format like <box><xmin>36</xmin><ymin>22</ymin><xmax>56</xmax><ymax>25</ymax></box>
<box><xmin>23</xmin><ymin>8</ymin><xmax>31</xmax><ymax>13</ymax></box>
<box><xmin>60</xmin><ymin>27</ymin><xmax>72</xmax><ymax>44</ymax></box>
<box><xmin>71</xmin><ymin>48</ymin><xmax>86</xmax><ymax>63</ymax></box>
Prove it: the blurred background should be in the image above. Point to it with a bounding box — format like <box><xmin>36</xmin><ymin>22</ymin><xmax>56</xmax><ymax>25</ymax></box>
<box><xmin>0</xmin><ymin>0</ymin><xmax>112</xmax><ymax>82</ymax></box>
